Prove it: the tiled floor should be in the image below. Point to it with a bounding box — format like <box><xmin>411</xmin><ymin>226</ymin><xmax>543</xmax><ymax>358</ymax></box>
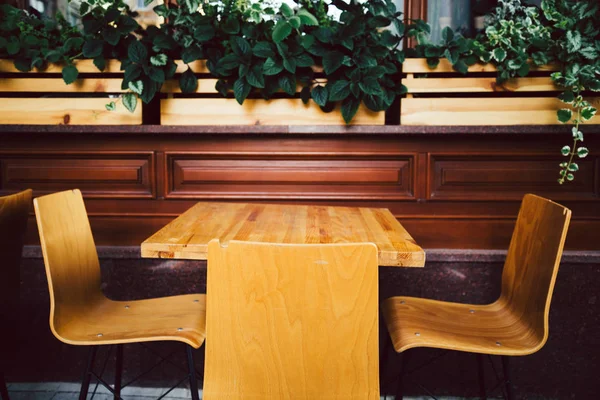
<box><xmin>6</xmin><ymin>382</ymin><xmax>487</xmax><ymax>400</ymax></box>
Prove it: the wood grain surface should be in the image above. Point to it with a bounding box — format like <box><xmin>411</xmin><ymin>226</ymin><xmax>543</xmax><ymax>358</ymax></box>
<box><xmin>34</xmin><ymin>189</ymin><xmax>206</xmax><ymax>348</ymax></box>
<box><xmin>203</xmin><ymin>240</ymin><xmax>380</xmax><ymax>399</ymax></box>
<box><xmin>160</xmin><ymin>99</ymin><xmax>385</xmax><ymax>126</ymax></box>
<box><xmin>141</xmin><ymin>202</ymin><xmax>425</xmax><ymax>267</ymax></box>
<box><xmin>383</xmin><ymin>194</ymin><xmax>571</xmax><ymax>355</ymax></box>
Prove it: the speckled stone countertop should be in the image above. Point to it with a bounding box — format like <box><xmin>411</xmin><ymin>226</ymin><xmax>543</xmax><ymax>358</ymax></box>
<box><xmin>1</xmin><ymin>124</ymin><xmax>599</xmax><ymax>136</ymax></box>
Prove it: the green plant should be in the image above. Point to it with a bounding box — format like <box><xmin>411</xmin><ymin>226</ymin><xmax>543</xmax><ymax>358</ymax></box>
<box><xmin>541</xmin><ymin>0</ymin><xmax>599</xmax><ymax>183</ymax></box>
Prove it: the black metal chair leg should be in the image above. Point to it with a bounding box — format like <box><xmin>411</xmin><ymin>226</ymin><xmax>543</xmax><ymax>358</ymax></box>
<box><xmin>114</xmin><ymin>345</ymin><xmax>123</xmax><ymax>400</ymax></box>
<box><xmin>476</xmin><ymin>353</ymin><xmax>486</xmax><ymax>400</ymax></box>
<box><xmin>186</xmin><ymin>345</ymin><xmax>200</xmax><ymax>400</ymax></box>
<box><xmin>0</xmin><ymin>372</ymin><xmax>10</xmax><ymax>400</ymax></box>
<box><xmin>394</xmin><ymin>350</ymin><xmax>411</xmax><ymax>400</ymax></box>
<box><xmin>501</xmin><ymin>356</ymin><xmax>515</xmax><ymax>400</ymax></box>
<box><xmin>79</xmin><ymin>347</ymin><xmax>98</xmax><ymax>400</ymax></box>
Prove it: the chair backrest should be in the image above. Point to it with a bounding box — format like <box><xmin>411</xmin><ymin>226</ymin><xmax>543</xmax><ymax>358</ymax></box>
<box><xmin>0</xmin><ymin>189</ymin><xmax>32</xmax><ymax>364</ymax></box>
<box><xmin>33</xmin><ymin>189</ymin><xmax>102</xmax><ymax>339</ymax></box>
<box><xmin>204</xmin><ymin>240</ymin><xmax>380</xmax><ymax>400</ymax></box>
<box><xmin>500</xmin><ymin>194</ymin><xmax>571</xmax><ymax>347</ymax></box>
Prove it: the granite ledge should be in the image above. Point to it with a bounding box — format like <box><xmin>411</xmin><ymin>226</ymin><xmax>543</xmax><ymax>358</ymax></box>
<box><xmin>21</xmin><ymin>245</ymin><xmax>600</xmax><ymax>264</ymax></box>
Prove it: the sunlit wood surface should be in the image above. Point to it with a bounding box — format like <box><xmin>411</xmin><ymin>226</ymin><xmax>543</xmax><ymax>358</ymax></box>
<box><xmin>141</xmin><ymin>202</ymin><xmax>425</xmax><ymax>267</ymax></box>
<box><xmin>203</xmin><ymin>240</ymin><xmax>380</xmax><ymax>399</ymax></box>
<box><xmin>383</xmin><ymin>194</ymin><xmax>571</xmax><ymax>355</ymax></box>
<box><xmin>34</xmin><ymin>189</ymin><xmax>206</xmax><ymax>348</ymax></box>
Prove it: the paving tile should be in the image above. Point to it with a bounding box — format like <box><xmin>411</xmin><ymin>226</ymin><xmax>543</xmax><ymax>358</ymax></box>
<box><xmin>55</xmin><ymin>383</ymin><xmax>80</xmax><ymax>393</ymax></box>
<box><xmin>7</xmin><ymin>391</ymin><xmax>56</xmax><ymax>400</ymax></box>
<box><xmin>8</xmin><ymin>383</ymin><xmax>62</xmax><ymax>392</ymax></box>
<box><xmin>50</xmin><ymin>392</ymin><xmax>79</xmax><ymax>400</ymax></box>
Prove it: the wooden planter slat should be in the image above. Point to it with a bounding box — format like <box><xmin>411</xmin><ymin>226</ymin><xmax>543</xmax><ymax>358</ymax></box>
<box><xmin>0</xmin><ymin>78</ymin><xmax>125</xmax><ymax>92</ymax></box>
<box><xmin>404</xmin><ymin>77</ymin><xmax>558</xmax><ymax>93</ymax></box>
<box><xmin>402</xmin><ymin>97</ymin><xmax>600</xmax><ymax>125</ymax></box>
<box><xmin>402</xmin><ymin>58</ymin><xmax>558</xmax><ymax>73</ymax></box>
<box><xmin>0</xmin><ymin>98</ymin><xmax>141</xmax><ymax>125</ymax></box>
<box><xmin>0</xmin><ymin>59</ymin><xmax>123</xmax><ymax>73</ymax></box>
<box><xmin>400</xmin><ymin>58</ymin><xmax>597</xmax><ymax>126</ymax></box>
<box><xmin>161</xmin><ymin>98</ymin><xmax>384</xmax><ymax>125</ymax></box>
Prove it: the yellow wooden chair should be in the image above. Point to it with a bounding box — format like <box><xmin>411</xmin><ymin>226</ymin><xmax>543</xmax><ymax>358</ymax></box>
<box><xmin>203</xmin><ymin>240</ymin><xmax>380</xmax><ymax>399</ymax></box>
<box><xmin>382</xmin><ymin>194</ymin><xmax>571</xmax><ymax>399</ymax></box>
<box><xmin>0</xmin><ymin>189</ymin><xmax>32</xmax><ymax>400</ymax></box>
<box><xmin>33</xmin><ymin>189</ymin><xmax>206</xmax><ymax>400</ymax></box>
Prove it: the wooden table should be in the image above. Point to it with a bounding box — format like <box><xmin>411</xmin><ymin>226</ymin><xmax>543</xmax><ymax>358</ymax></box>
<box><xmin>141</xmin><ymin>202</ymin><xmax>425</xmax><ymax>267</ymax></box>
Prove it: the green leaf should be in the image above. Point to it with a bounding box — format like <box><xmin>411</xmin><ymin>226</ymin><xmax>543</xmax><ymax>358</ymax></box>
<box><xmin>217</xmin><ymin>54</ymin><xmax>240</xmax><ymax>71</ymax></box>
<box><xmin>148</xmin><ymin>67</ymin><xmax>165</xmax><ymax>83</ymax></box>
<box><xmin>283</xmin><ymin>57</ymin><xmax>296</xmax><ymax>73</ymax></box>
<box><xmin>62</xmin><ymin>65</ymin><xmax>78</xmax><ymax>85</ymax></box>
<box><xmin>300</xmin><ymin>86</ymin><xmax>311</xmax><ymax>104</ymax></box>
<box><xmin>581</xmin><ymin>107</ymin><xmax>597</xmax><ymax>121</ymax></box>
<box><xmin>14</xmin><ymin>58</ymin><xmax>31</xmax><ymax>72</ymax></box>
<box><xmin>288</xmin><ymin>16</ymin><xmax>301</xmax><ymax>29</ymax></box>
<box><xmin>566</xmin><ymin>30</ymin><xmax>582</xmax><ymax>54</ymax></box>
<box><xmin>179</xmin><ymin>68</ymin><xmax>198</xmax><ymax>93</ymax></box>
<box><xmin>6</xmin><ymin>38</ymin><xmax>19</xmax><ymax>55</ymax></box>
<box><xmin>193</xmin><ymin>24</ymin><xmax>215</xmax><ymax>42</ymax></box>
<box><xmin>103</xmin><ymin>27</ymin><xmax>120</xmax><ymax>46</ymax></box>
<box><xmin>128</xmin><ymin>80</ymin><xmax>144</xmax><ymax>95</ymax></box>
<box><xmin>182</xmin><ymin>46</ymin><xmax>203</xmax><ymax>64</ymax></box>
<box><xmin>577</xmin><ymin>147</ymin><xmax>589</xmax><ymax>158</ymax></box>
<box><xmin>441</xmin><ymin>27</ymin><xmax>454</xmax><ymax>43</ymax></box>
<box><xmin>492</xmin><ymin>48</ymin><xmax>507</xmax><ymax>63</ymax></box>
<box><xmin>558</xmin><ymin>91</ymin><xmax>575</xmax><ymax>104</ymax></box>
<box><xmin>453</xmin><ymin>60</ymin><xmax>468</xmax><ymax>75</ymax></box>
<box><xmin>297</xmin><ymin>9</ymin><xmax>318</xmax><ymax>26</ymax></box>
<box><xmin>566</xmin><ymin>173</ymin><xmax>574</xmax><ymax>181</ymax></box>
<box><xmin>253</xmin><ymin>42</ymin><xmax>275</xmax><ymax>58</ymax></box>
<box><xmin>83</xmin><ymin>40</ymin><xmax>104</xmax><ymax>58</ymax></box>
<box><xmin>561</xmin><ymin>146</ymin><xmax>571</xmax><ymax>156</ymax></box>
<box><xmin>232</xmin><ymin>37</ymin><xmax>251</xmax><ymax>57</ymax></box>
<box><xmin>150</xmin><ymin>54</ymin><xmax>168</xmax><ymax>66</ymax></box>
<box><xmin>93</xmin><ymin>56</ymin><xmax>106</xmax><ymax>72</ymax></box>
<box><xmin>311</xmin><ymin>85</ymin><xmax>328</xmax><ymax>107</ymax></box>
<box><xmin>105</xmin><ymin>102</ymin><xmax>116</xmax><ymax>111</ymax></box>
<box><xmin>128</xmin><ymin>41</ymin><xmax>148</xmax><ymax>64</ymax></box>
<box><xmin>123</xmin><ymin>93</ymin><xmax>137</xmax><ymax>113</ymax></box>
<box><xmin>222</xmin><ymin>18</ymin><xmax>240</xmax><ymax>34</ymax></box>
<box><xmin>272</xmin><ymin>20</ymin><xmax>292</xmax><ymax>43</ymax></box>
<box><xmin>295</xmin><ymin>53</ymin><xmax>314</xmax><ymax>68</ymax></box>
<box><xmin>246</xmin><ymin>66</ymin><xmax>265</xmax><ymax>88</ymax></box>
<box><xmin>280</xmin><ymin>3</ymin><xmax>294</xmax><ymax>18</ymax></box>
<box><xmin>579</xmin><ymin>46</ymin><xmax>597</xmax><ymax>60</ymax></box>
<box><xmin>572</xmin><ymin>127</ymin><xmax>584</xmax><ymax>141</ymax></box>
<box><xmin>341</xmin><ymin>96</ymin><xmax>360</xmax><ymax>124</ymax></box>
<box><xmin>322</xmin><ymin>51</ymin><xmax>345</xmax><ymax>75</ymax></box>
<box><xmin>328</xmin><ymin>80</ymin><xmax>351</xmax><ymax>102</ymax></box>
<box><xmin>557</xmin><ymin>109</ymin><xmax>572</xmax><ymax>123</ymax></box>
<box><xmin>233</xmin><ymin>78</ymin><xmax>252</xmax><ymax>104</ymax></box>
<box><xmin>263</xmin><ymin>57</ymin><xmax>283</xmax><ymax>75</ymax></box>
<box><xmin>124</xmin><ymin>64</ymin><xmax>141</xmax><ymax>84</ymax></box>
<box><xmin>278</xmin><ymin>74</ymin><xmax>296</xmax><ymax>95</ymax></box>
<box><xmin>46</xmin><ymin>50</ymin><xmax>63</xmax><ymax>63</ymax></box>
<box><xmin>63</xmin><ymin>37</ymin><xmax>84</xmax><ymax>52</ymax></box>
<box><xmin>358</xmin><ymin>76</ymin><xmax>383</xmax><ymax>96</ymax></box>
<box><xmin>568</xmin><ymin>163</ymin><xmax>579</xmax><ymax>172</ymax></box>
<box><xmin>144</xmin><ymin>0</ymin><xmax>154</xmax><ymax>5</ymax></box>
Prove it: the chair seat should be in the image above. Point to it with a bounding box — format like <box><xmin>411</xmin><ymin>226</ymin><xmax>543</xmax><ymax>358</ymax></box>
<box><xmin>53</xmin><ymin>293</ymin><xmax>206</xmax><ymax>349</ymax></box>
<box><xmin>382</xmin><ymin>296</ymin><xmax>544</xmax><ymax>356</ymax></box>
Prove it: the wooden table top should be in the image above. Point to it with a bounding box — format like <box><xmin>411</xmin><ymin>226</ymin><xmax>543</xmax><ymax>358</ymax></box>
<box><xmin>141</xmin><ymin>202</ymin><xmax>425</xmax><ymax>267</ymax></box>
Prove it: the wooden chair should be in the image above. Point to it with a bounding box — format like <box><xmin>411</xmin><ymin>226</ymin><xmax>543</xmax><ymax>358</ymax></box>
<box><xmin>382</xmin><ymin>194</ymin><xmax>571</xmax><ymax>399</ymax></box>
<box><xmin>33</xmin><ymin>189</ymin><xmax>206</xmax><ymax>400</ymax></box>
<box><xmin>0</xmin><ymin>189</ymin><xmax>32</xmax><ymax>400</ymax></box>
<box><xmin>203</xmin><ymin>240</ymin><xmax>380</xmax><ymax>399</ymax></box>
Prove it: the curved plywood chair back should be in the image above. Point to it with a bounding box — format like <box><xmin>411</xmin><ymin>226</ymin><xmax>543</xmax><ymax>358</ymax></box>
<box><xmin>501</xmin><ymin>194</ymin><xmax>571</xmax><ymax>346</ymax></box>
<box><xmin>204</xmin><ymin>240</ymin><xmax>380</xmax><ymax>400</ymax></box>
<box><xmin>33</xmin><ymin>189</ymin><xmax>102</xmax><ymax>337</ymax></box>
<box><xmin>0</xmin><ymin>189</ymin><xmax>32</xmax><ymax>365</ymax></box>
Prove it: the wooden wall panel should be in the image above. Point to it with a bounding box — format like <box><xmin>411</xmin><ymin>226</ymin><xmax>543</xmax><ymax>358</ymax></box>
<box><xmin>165</xmin><ymin>153</ymin><xmax>415</xmax><ymax>200</ymax></box>
<box><xmin>429</xmin><ymin>154</ymin><xmax>598</xmax><ymax>201</ymax></box>
<box><xmin>0</xmin><ymin>152</ymin><xmax>155</xmax><ymax>199</ymax></box>
<box><xmin>1</xmin><ymin>126</ymin><xmax>599</xmax><ymax>251</ymax></box>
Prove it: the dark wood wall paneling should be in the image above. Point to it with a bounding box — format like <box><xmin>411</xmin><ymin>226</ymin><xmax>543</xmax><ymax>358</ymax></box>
<box><xmin>0</xmin><ymin>126</ymin><xmax>598</xmax><ymax>250</ymax></box>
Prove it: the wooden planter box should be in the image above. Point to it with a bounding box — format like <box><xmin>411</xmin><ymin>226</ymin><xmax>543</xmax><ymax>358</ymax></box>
<box><xmin>0</xmin><ymin>60</ymin><xmax>142</xmax><ymax>125</ymax></box>
<box><xmin>160</xmin><ymin>61</ymin><xmax>385</xmax><ymax>126</ymax></box>
<box><xmin>401</xmin><ymin>58</ymin><xmax>600</xmax><ymax>126</ymax></box>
